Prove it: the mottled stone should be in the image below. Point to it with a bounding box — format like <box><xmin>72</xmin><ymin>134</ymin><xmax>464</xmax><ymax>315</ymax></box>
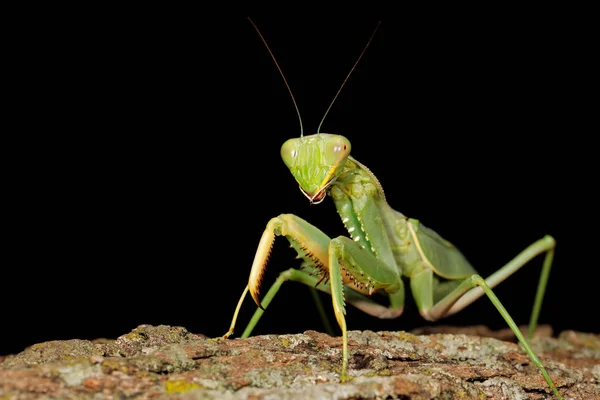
<box><xmin>1</xmin><ymin>325</ymin><xmax>598</xmax><ymax>399</ymax></box>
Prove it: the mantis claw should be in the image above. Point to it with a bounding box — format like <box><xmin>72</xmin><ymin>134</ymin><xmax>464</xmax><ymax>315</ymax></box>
<box><xmin>249</xmin><ymin>289</ymin><xmax>265</xmax><ymax>310</ymax></box>
<box><xmin>248</xmin><ymin>222</ymin><xmax>277</xmax><ymax>310</ymax></box>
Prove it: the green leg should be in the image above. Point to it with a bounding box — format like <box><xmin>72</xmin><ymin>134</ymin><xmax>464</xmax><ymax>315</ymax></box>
<box><xmin>242</xmin><ymin>268</ymin><xmax>324</xmax><ymax>338</ymax></box>
<box><xmin>473</xmin><ymin>276</ymin><xmax>562</xmax><ymax>399</ymax></box>
<box><xmin>444</xmin><ymin>235</ymin><xmax>555</xmax><ymax>339</ymax></box>
<box><xmin>240</xmin><ymin>267</ymin><xmax>403</xmax><ymax>338</ymax></box>
<box><xmin>239</xmin><ymin>214</ymin><xmax>404</xmax><ymax>382</ymax></box>
<box><xmin>326</xmin><ymin>238</ymin><xmax>349</xmax><ymax>381</ymax></box>
<box><xmin>327</xmin><ymin>236</ymin><xmax>405</xmax><ymax>382</ymax></box>
<box><xmin>412</xmin><ymin>272</ymin><xmax>563</xmax><ymax>399</ymax></box>
<box><xmin>528</xmin><ymin>239</ymin><xmax>555</xmax><ymax>338</ymax></box>
<box><xmin>309</xmin><ymin>286</ymin><xmax>336</xmax><ymax>336</ymax></box>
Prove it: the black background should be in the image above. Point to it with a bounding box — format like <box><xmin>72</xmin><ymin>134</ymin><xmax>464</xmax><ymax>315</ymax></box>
<box><xmin>3</xmin><ymin>10</ymin><xmax>597</xmax><ymax>356</ymax></box>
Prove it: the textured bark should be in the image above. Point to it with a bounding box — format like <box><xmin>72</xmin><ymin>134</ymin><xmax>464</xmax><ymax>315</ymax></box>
<box><xmin>1</xmin><ymin>324</ymin><xmax>598</xmax><ymax>399</ymax></box>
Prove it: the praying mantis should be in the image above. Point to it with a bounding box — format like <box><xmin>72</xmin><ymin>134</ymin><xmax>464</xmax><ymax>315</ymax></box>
<box><xmin>217</xmin><ymin>19</ymin><xmax>563</xmax><ymax>399</ymax></box>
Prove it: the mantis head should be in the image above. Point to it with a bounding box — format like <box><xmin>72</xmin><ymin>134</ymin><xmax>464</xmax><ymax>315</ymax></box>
<box><xmin>247</xmin><ymin>19</ymin><xmax>376</xmax><ymax>205</ymax></box>
<box><xmin>281</xmin><ymin>133</ymin><xmax>351</xmax><ymax>204</ymax></box>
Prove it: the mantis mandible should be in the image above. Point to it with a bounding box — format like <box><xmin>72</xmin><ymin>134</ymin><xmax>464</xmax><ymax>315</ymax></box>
<box><xmin>217</xmin><ymin>19</ymin><xmax>563</xmax><ymax>399</ymax></box>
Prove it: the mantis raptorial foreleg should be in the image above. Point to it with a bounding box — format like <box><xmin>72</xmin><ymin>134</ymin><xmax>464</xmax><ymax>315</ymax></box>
<box><xmin>327</xmin><ymin>235</ymin><xmax>407</xmax><ymax>380</ymax></box>
<box><xmin>222</xmin><ymin>213</ymin><xmax>405</xmax><ymax>380</ymax></box>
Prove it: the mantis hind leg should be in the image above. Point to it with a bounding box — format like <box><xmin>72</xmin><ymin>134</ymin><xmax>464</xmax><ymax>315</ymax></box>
<box><xmin>409</xmin><ymin>235</ymin><xmax>562</xmax><ymax>398</ymax></box>
<box><xmin>428</xmin><ymin>274</ymin><xmax>563</xmax><ymax>399</ymax></box>
<box><xmin>441</xmin><ymin>235</ymin><xmax>556</xmax><ymax>338</ymax></box>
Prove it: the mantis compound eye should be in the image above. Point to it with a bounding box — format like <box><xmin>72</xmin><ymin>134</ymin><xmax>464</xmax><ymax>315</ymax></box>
<box><xmin>280</xmin><ymin>138</ymin><xmax>298</xmax><ymax>169</ymax></box>
<box><xmin>324</xmin><ymin>136</ymin><xmax>351</xmax><ymax>165</ymax></box>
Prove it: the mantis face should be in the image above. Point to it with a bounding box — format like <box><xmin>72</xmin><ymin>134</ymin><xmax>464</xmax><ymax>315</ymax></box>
<box><xmin>281</xmin><ymin>133</ymin><xmax>351</xmax><ymax>204</ymax></box>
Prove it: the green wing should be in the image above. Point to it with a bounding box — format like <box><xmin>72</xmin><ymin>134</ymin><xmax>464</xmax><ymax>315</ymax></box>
<box><xmin>410</xmin><ymin>219</ymin><xmax>477</xmax><ymax>279</ymax></box>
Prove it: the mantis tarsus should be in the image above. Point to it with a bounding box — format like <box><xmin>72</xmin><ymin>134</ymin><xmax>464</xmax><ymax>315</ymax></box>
<box><xmin>217</xmin><ymin>19</ymin><xmax>563</xmax><ymax>399</ymax></box>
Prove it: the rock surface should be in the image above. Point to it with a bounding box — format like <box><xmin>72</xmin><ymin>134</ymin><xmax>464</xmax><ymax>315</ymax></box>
<box><xmin>1</xmin><ymin>324</ymin><xmax>598</xmax><ymax>399</ymax></box>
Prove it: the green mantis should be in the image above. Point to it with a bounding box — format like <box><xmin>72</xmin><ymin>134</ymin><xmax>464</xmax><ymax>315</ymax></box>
<box><xmin>218</xmin><ymin>19</ymin><xmax>563</xmax><ymax>399</ymax></box>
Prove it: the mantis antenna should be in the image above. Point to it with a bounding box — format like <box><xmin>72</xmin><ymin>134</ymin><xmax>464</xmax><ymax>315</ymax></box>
<box><xmin>248</xmin><ymin>17</ymin><xmax>304</xmax><ymax>137</ymax></box>
<box><xmin>317</xmin><ymin>21</ymin><xmax>382</xmax><ymax>134</ymax></box>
